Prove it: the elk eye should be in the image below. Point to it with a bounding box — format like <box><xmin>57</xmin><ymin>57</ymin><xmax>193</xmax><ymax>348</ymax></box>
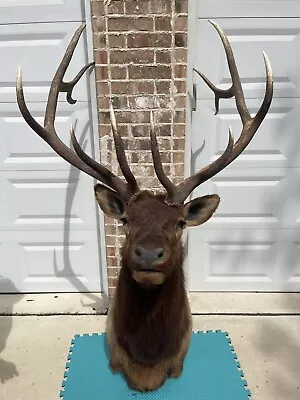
<box><xmin>120</xmin><ymin>217</ymin><xmax>128</xmax><ymax>225</ymax></box>
<box><xmin>177</xmin><ymin>220</ymin><xmax>186</xmax><ymax>229</ymax></box>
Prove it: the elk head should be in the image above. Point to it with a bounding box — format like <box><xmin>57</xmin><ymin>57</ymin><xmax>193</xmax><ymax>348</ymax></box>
<box><xmin>16</xmin><ymin>22</ymin><xmax>273</xmax><ymax>287</ymax></box>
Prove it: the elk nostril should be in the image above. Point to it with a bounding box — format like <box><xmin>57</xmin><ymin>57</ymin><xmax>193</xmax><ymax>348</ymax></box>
<box><xmin>158</xmin><ymin>251</ymin><xmax>164</xmax><ymax>259</ymax></box>
<box><xmin>135</xmin><ymin>248</ymin><xmax>142</xmax><ymax>258</ymax></box>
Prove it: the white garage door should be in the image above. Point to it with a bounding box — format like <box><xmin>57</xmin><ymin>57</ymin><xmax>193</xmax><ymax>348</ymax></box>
<box><xmin>188</xmin><ymin>1</ymin><xmax>300</xmax><ymax>291</ymax></box>
<box><xmin>0</xmin><ymin>1</ymin><xmax>106</xmax><ymax>293</ymax></box>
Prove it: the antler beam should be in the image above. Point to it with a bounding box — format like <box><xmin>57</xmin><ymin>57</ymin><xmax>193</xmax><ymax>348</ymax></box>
<box><xmin>151</xmin><ymin>20</ymin><xmax>273</xmax><ymax>204</ymax></box>
<box><xmin>16</xmin><ymin>23</ymin><xmax>137</xmax><ymax>201</ymax></box>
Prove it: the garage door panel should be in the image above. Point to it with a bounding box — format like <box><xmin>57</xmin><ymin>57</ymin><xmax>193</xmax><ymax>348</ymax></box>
<box><xmin>0</xmin><ymin>230</ymin><xmax>101</xmax><ymax>293</ymax></box>
<box><xmin>0</xmin><ymin>22</ymin><xmax>89</xmax><ymax>103</ymax></box>
<box><xmin>0</xmin><ymin>0</ymin><xmax>83</xmax><ymax>24</ymax></box>
<box><xmin>194</xmin><ymin>19</ymin><xmax>300</xmax><ymax>100</ymax></box>
<box><xmin>192</xmin><ymin>167</ymin><xmax>300</xmax><ymax>230</ymax></box>
<box><xmin>197</xmin><ymin>1</ymin><xmax>300</xmax><ymax>18</ymax></box>
<box><xmin>0</xmin><ymin>170</ymin><xmax>98</xmax><ymax>231</ymax></box>
<box><xmin>192</xmin><ymin>99</ymin><xmax>300</xmax><ymax>169</ymax></box>
<box><xmin>188</xmin><ymin>228</ymin><xmax>300</xmax><ymax>291</ymax></box>
<box><xmin>0</xmin><ymin>102</ymin><xmax>95</xmax><ymax>170</ymax></box>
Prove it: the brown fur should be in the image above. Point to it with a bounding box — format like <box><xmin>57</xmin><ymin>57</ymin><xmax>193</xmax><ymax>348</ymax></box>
<box><xmin>106</xmin><ymin>284</ymin><xmax>192</xmax><ymax>391</ymax></box>
<box><xmin>101</xmin><ymin>191</ymin><xmax>219</xmax><ymax>391</ymax></box>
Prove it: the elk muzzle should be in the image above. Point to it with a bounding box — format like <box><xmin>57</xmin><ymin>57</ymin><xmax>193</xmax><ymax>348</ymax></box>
<box><xmin>131</xmin><ymin>245</ymin><xmax>170</xmax><ymax>285</ymax></box>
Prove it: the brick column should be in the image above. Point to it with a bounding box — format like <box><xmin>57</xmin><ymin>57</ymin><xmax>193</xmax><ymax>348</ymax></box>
<box><xmin>90</xmin><ymin>0</ymin><xmax>188</xmax><ymax>296</ymax></box>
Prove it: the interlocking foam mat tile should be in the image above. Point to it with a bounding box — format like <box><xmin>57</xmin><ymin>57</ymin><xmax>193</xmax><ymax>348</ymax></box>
<box><xmin>60</xmin><ymin>331</ymin><xmax>251</xmax><ymax>399</ymax></box>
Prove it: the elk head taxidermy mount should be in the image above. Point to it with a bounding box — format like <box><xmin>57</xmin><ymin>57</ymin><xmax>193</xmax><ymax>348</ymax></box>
<box><xmin>16</xmin><ymin>21</ymin><xmax>273</xmax><ymax>392</ymax></box>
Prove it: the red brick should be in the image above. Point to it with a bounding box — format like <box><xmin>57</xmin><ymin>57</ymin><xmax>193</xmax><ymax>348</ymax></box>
<box><xmin>174</xmin><ymin>110</ymin><xmax>186</xmax><ymax>123</ymax></box>
<box><xmin>109</xmin><ymin>287</ymin><xmax>116</xmax><ymax>297</ymax></box>
<box><xmin>111</xmin><ymin>96</ymin><xmax>128</xmax><ymax>109</ymax></box>
<box><xmin>156</xmin><ymin>50</ymin><xmax>171</xmax><ymax>64</ymax></box>
<box><xmin>111</xmin><ymin>81</ymin><xmax>155</xmax><ymax>94</ymax></box>
<box><xmin>175</xmin><ymin>0</ymin><xmax>188</xmax><ymax>14</ymax></box>
<box><xmin>129</xmin><ymin>65</ymin><xmax>171</xmax><ymax>79</ymax></box>
<box><xmin>115</xmin><ymin>110</ymin><xmax>150</xmax><ymax>124</ymax></box>
<box><xmin>155</xmin><ymin>110</ymin><xmax>172</xmax><ymax>123</ymax></box>
<box><xmin>98</xmin><ymin>97</ymin><xmax>110</xmax><ymax>110</ymax></box>
<box><xmin>111</xmin><ymin>124</ymin><xmax>129</xmax><ymax>137</ymax></box>
<box><xmin>174</xmin><ymin>124</ymin><xmax>186</xmax><ymax>137</ymax></box>
<box><xmin>131</xmin><ymin>152</ymin><xmax>172</xmax><ymax>164</ymax></box>
<box><xmin>108</xmin><ymin>267</ymin><xmax>120</xmax><ymax>278</ymax></box>
<box><xmin>106</xmin><ymin>247</ymin><xmax>116</xmax><ymax>257</ymax></box>
<box><xmin>91</xmin><ymin>0</ymin><xmax>189</xmax><ymax>293</ymax></box>
<box><xmin>155</xmin><ymin>16</ymin><xmax>171</xmax><ymax>31</ymax></box>
<box><xmin>174</xmin><ymin>80</ymin><xmax>186</xmax><ymax>94</ymax></box>
<box><xmin>108</xmin><ymin>277</ymin><xmax>119</xmax><ymax>287</ymax></box>
<box><xmin>156</xmin><ymin>81</ymin><xmax>171</xmax><ymax>94</ymax></box>
<box><xmin>152</xmin><ymin>124</ymin><xmax>171</xmax><ymax>137</ymax></box>
<box><xmin>110</xmin><ymin>49</ymin><xmax>154</xmax><ymax>64</ymax></box>
<box><xmin>108</xmin><ymin>16</ymin><xmax>153</xmax><ymax>31</ymax></box>
<box><xmin>108</xmin><ymin>34</ymin><xmax>126</xmax><ymax>48</ymax></box>
<box><xmin>135</xmin><ymin>139</ymin><xmax>151</xmax><ymax>150</ymax></box>
<box><xmin>105</xmin><ymin>236</ymin><xmax>116</xmax><ymax>246</ymax></box>
<box><xmin>92</xmin><ymin>17</ymin><xmax>105</xmax><ymax>32</ymax></box>
<box><xmin>93</xmin><ymin>33</ymin><xmax>106</xmax><ymax>49</ymax></box>
<box><xmin>110</xmin><ymin>66</ymin><xmax>127</xmax><ymax>80</ymax></box>
<box><xmin>157</xmin><ymin>152</ymin><xmax>172</xmax><ymax>162</ymax></box>
<box><xmin>174</xmin><ymin>163</ymin><xmax>184</xmax><ymax>175</ymax></box>
<box><xmin>151</xmin><ymin>0</ymin><xmax>172</xmax><ymax>13</ymax></box>
<box><xmin>98</xmin><ymin>124</ymin><xmax>111</xmax><ymax>138</ymax></box>
<box><xmin>175</xmin><ymin>95</ymin><xmax>186</xmax><ymax>108</ymax></box>
<box><xmin>95</xmin><ymin>66</ymin><xmax>108</xmax><ymax>81</ymax></box>
<box><xmin>175</xmin><ymin>16</ymin><xmax>188</xmax><ymax>31</ymax></box>
<box><xmin>96</xmin><ymin>81</ymin><xmax>109</xmax><ymax>96</ymax></box>
<box><xmin>91</xmin><ymin>1</ymin><xmax>105</xmax><ymax>17</ymax></box>
<box><xmin>125</xmin><ymin>0</ymin><xmax>151</xmax><ymax>15</ymax></box>
<box><xmin>173</xmin><ymin>151</ymin><xmax>185</xmax><ymax>163</ymax></box>
<box><xmin>174</xmin><ymin>48</ymin><xmax>187</xmax><ymax>63</ymax></box>
<box><xmin>131</xmin><ymin>164</ymin><xmax>155</xmax><ymax>177</ymax></box>
<box><xmin>131</xmin><ymin>124</ymin><xmax>150</xmax><ymax>137</ymax></box>
<box><xmin>94</xmin><ymin>50</ymin><xmax>108</xmax><ymax>65</ymax></box>
<box><xmin>175</xmin><ymin>32</ymin><xmax>187</xmax><ymax>47</ymax></box>
<box><xmin>104</xmin><ymin>225</ymin><xmax>118</xmax><ymax>235</ymax></box>
<box><xmin>107</xmin><ymin>0</ymin><xmax>124</xmax><ymax>14</ymax></box>
<box><xmin>127</xmin><ymin>33</ymin><xmax>171</xmax><ymax>48</ymax></box>
<box><xmin>174</xmin><ymin>138</ymin><xmax>185</xmax><ymax>150</ymax></box>
<box><xmin>129</xmin><ymin>96</ymin><xmax>155</xmax><ymax>109</ymax></box>
<box><xmin>99</xmin><ymin>111</ymin><xmax>111</xmax><ymax>124</ymax></box>
<box><xmin>155</xmin><ymin>95</ymin><xmax>171</xmax><ymax>108</ymax></box>
<box><xmin>175</xmin><ymin>64</ymin><xmax>187</xmax><ymax>79</ymax></box>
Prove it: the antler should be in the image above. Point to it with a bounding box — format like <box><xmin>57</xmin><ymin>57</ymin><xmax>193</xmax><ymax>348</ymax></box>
<box><xmin>16</xmin><ymin>23</ymin><xmax>138</xmax><ymax>201</ymax></box>
<box><xmin>150</xmin><ymin>20</ymin><xmax>273</xmax><ymax>204</ymax></box>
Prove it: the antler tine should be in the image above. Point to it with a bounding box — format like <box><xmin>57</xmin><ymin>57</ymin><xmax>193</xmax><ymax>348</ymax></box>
<box><xmin>149</xmin><ymin>111</ymin><xmax>176</xmax><ymax>199</ymax></box>
<box><xmin>16</xmin><ymin>23</ymin><xmax>133</xmax><ymax>200</ymax></box>
<box><xmin>208</xmin><ymin>20</ymin><xmax>251</xmax><ymax>125</ymax></box>
<box><xmin>167</xmin><ymin>20</ymin><xmax>273</xmax><ymax>204</ymax></box>
<box><xmin>109</xmin><ymin>102</ymin><xmax>139</xmax><ymax>194</ymax></box>
<box><xmin>193</xmin><ymin>68</ymin><xmax>234</xmax><ymax>115</ymax></box>
<box><xmin>69</xmin><ymin>125</ymin><xmax>130</xmax><ymax>194</ymax></box>
<box><xmin>61</xmin><ymin>61</ymin><xmax>95</xmax><ymax>105</ymax></box>
<box><xmin>223</xmin><ymin>50</ymin><xmax>273</xmax><ymax>168</ymax></box>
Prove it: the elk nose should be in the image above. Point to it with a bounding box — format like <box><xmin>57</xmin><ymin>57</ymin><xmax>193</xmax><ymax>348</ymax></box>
<box><xmin>134</xmin><ymin>246</ymin><xmax>165</xmax><ymax>266</ymax></box>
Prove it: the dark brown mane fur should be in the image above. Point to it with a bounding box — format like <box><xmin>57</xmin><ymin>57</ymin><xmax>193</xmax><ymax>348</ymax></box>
<box><xmin>114</xmin><ymin>247</ymin><xmax>189</xmax><ymax>366</ymax></box>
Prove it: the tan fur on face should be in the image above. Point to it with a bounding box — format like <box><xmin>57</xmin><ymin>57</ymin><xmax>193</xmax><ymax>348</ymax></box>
<box><xmin>106</xmin><ymin>295</ymin><xmax>192</xmax><ymax>392</ymax></box>
<box><xmin>132</xmin><ymin>270</ymin><xmax>166</xmax><ymax>285</ymax></box>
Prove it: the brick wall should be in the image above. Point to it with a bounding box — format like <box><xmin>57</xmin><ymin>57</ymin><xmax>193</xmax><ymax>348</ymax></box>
<box><xmin>90</xmin><ymin>0</ymin><xmax>188</xmax><ymax>296</ymax></box>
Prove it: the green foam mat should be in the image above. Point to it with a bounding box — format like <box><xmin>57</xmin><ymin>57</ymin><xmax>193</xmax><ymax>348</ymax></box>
<box><xmin>60</xmin><ymin>331</ymin><xmax>251</xmax><ymax>399</ymax></box>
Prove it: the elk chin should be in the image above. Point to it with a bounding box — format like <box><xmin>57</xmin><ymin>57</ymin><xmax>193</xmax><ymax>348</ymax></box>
<box><xmin>132</xmin><ymin>270</ymin><xmax>166</xmax><ymax>286</ymax></box>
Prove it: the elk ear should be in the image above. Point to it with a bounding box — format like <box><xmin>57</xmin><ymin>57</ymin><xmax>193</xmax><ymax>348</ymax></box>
<box><xmin>94</xmin><ymin>184</ymin><xmax>125</xmax><ymax>220</ymax></box>
<box><xmin>183</xmin><ymin>195</ymin><xmax>220</xmax><ymax>227</ymax></box>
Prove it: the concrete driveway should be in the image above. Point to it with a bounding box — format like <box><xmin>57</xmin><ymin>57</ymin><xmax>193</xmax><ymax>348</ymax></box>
<box><xmin>0</xmin><ymin>314</ymin><xmax>299</xmax><ymax>400</ymax></box>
